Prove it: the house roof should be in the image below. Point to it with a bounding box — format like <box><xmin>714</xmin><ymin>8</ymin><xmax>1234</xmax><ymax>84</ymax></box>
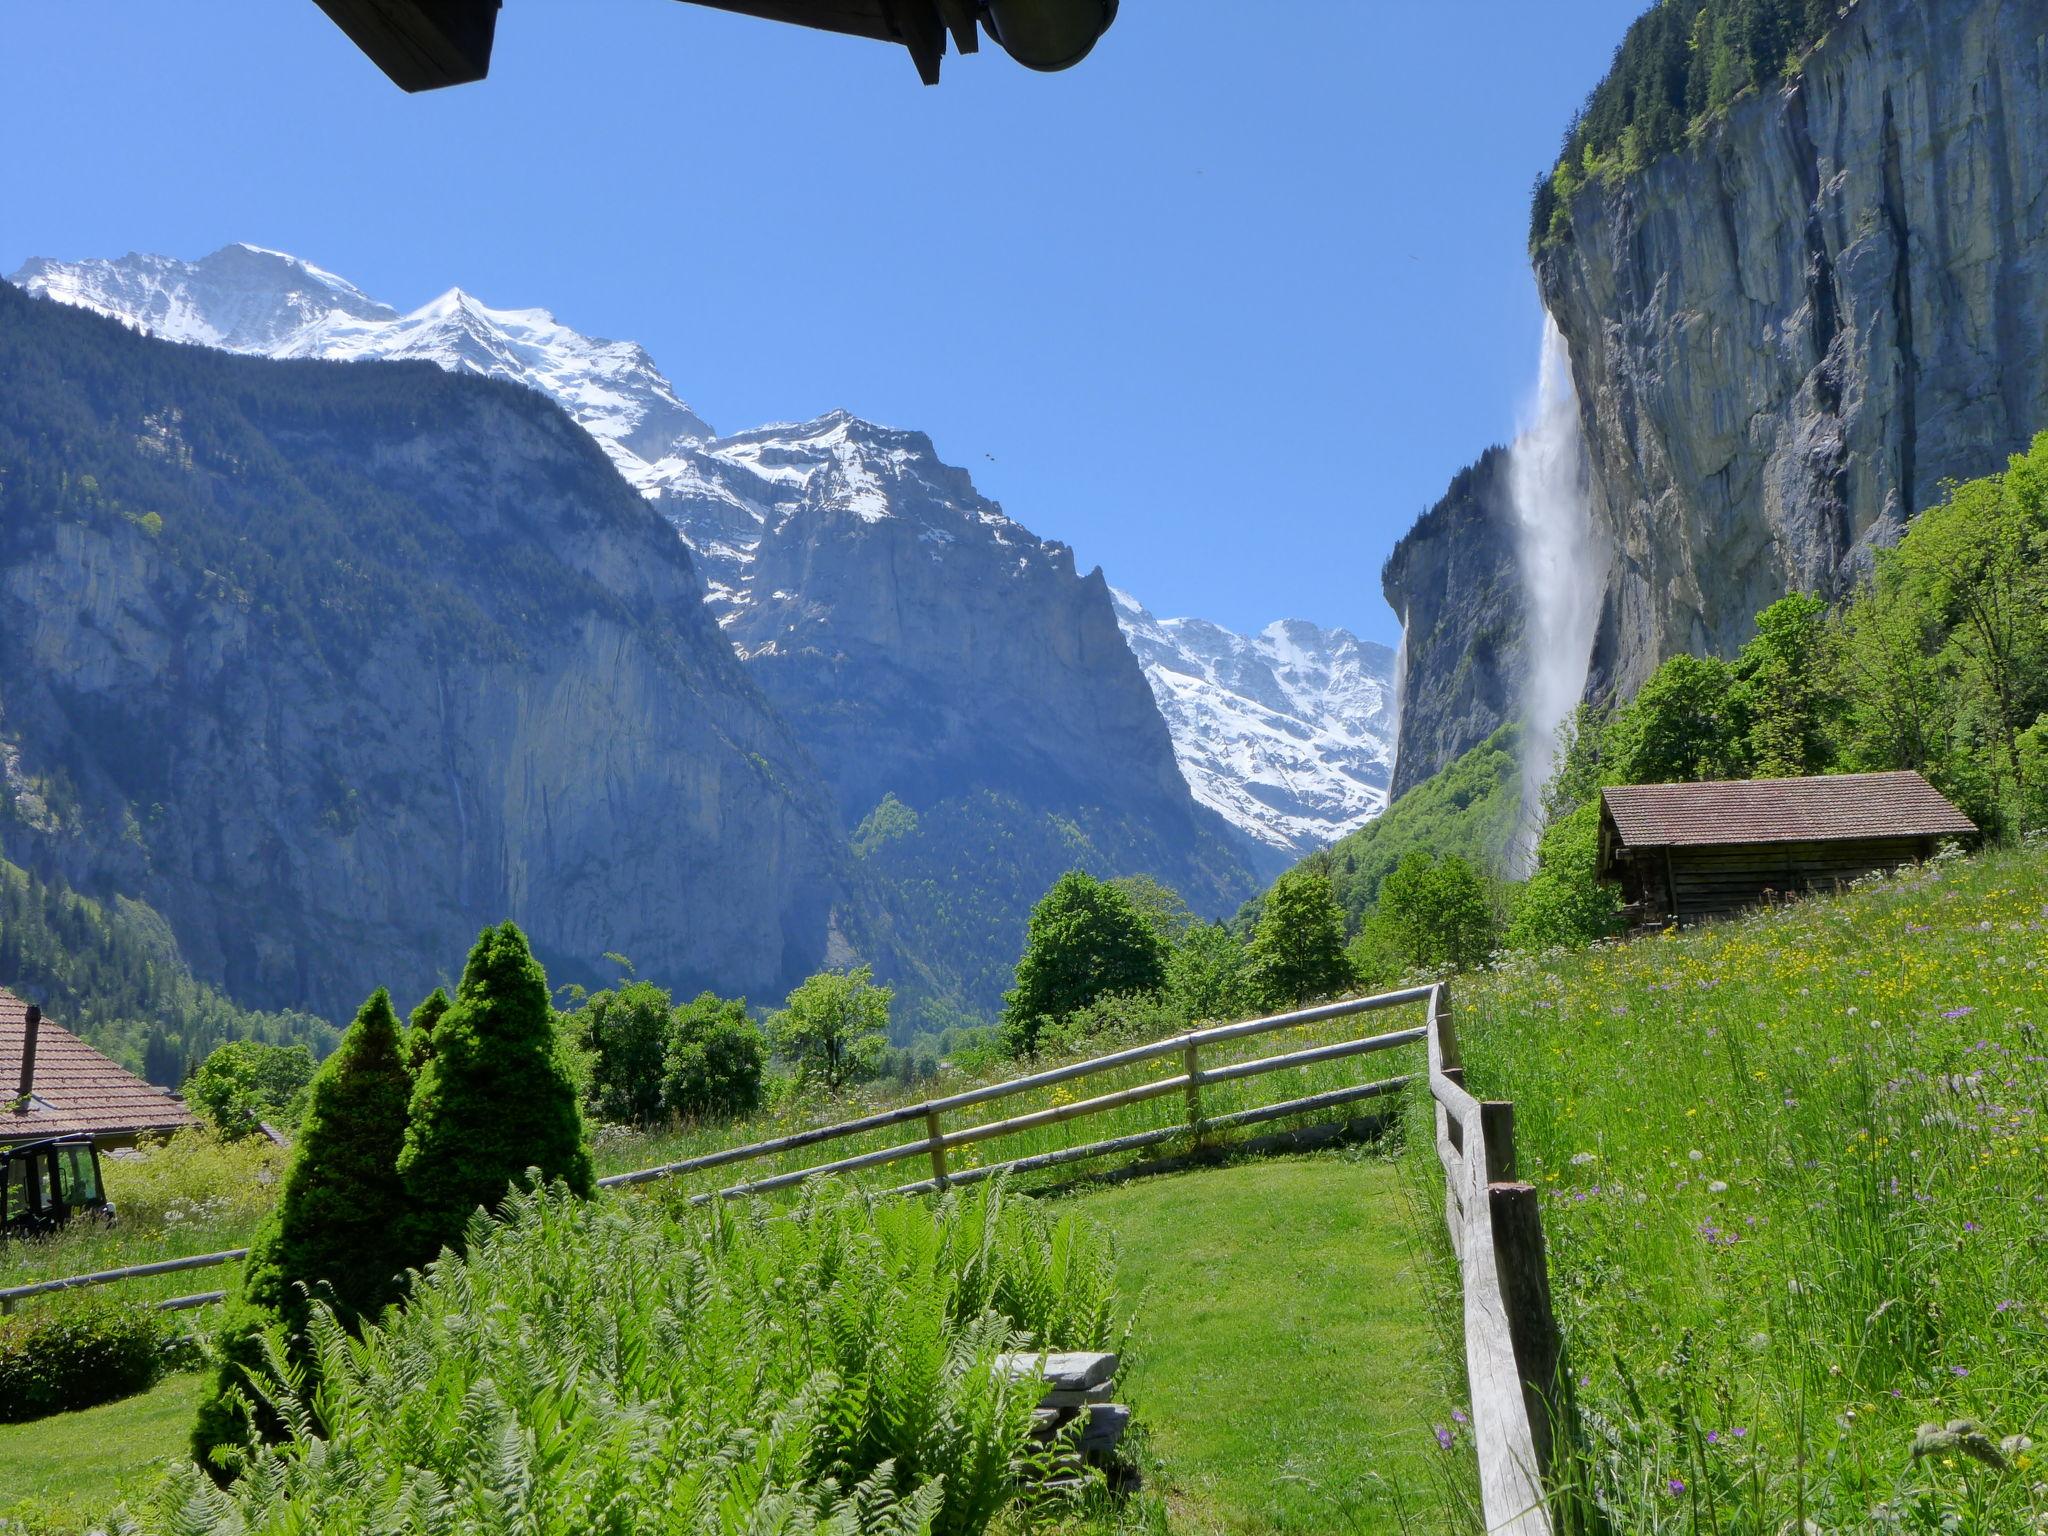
<box><xmin>1601</xmin><ymin>771</ymin><xmax>1978</xmax><ymax>851</ymax></box>
<box><xmin>1</xmin><ymin>988</ymin><xmax>199</xmax><ymax>1144</ymax></box>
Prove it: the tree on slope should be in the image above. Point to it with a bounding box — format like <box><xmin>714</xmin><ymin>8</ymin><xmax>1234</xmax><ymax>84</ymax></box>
<box><xmin>770</xmin><ymin>967</ymin><xmax>890</xmax><ymax>1091</ymax></box>
<box><xmin>399</xmin><ymin>922</ymin><xmax>593</xmax><ymax>1258</ymax></box>
<box><xmin>577</xmin><ymin>979</ymin><xmax>673</xmax><ymax>1126</ymax></box>
<box><xmin>665</xmin><ymin>991</ymin><xmax>767</xmax><ymax>1120</ymax></box>
<box><xmin>192</xmin><ymin>988</ymin><xmax>414</xmax><ymax>1471</ymax></box>
<box><xmin>1002</xmin><ymin>871</ymin><xmax>1166</xmax><ymax>1055</ymax></box>
<box><xmin>1247</xmin><ymin>867</ymin><xmax>1353</xmax><ymax>1009</ymax></box>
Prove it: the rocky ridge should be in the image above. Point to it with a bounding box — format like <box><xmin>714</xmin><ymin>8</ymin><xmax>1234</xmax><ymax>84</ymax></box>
<box><xmin>11</xmin><ymin>246</ymin><xmax>1394</xmax><ymax>861</ymax></box>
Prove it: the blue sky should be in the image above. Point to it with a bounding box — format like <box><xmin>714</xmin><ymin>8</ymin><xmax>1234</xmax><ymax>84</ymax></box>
<box><xmin>2</xmin><ymin>1</ymin><xmax>1642</xmax><ymax>644</ymax></box>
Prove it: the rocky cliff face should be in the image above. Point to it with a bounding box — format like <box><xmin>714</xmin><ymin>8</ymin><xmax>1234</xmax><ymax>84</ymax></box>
<box><xmin>1381</xmin><ymin>447</ymin><xmax>1526</xmax><ymax>798</ymax></box>
<box><xmin>0</xmin><ymin>285</ymin><xmax>874</xmax><ymax>1020</ymax></box>
<box><xmin>1538</xmin><ymin>0</ymin><xmax>2048</xmax><ymax>697</ymax></box>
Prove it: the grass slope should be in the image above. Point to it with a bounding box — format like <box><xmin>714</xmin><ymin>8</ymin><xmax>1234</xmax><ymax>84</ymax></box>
<box><xmin>1068</xmin><ymin>1155</ymin><xmax>1471</xmax><ymax>1535</ymax></box>
<box><xmin>0</xmin><ymin>1371</ymin><xmax>202</xmax><ymax>1533</ymax></box>
<box><xmin>1427</xmin><ymin>847</ymin><xmax>2048</xmax><ymax>1531</ymax></box>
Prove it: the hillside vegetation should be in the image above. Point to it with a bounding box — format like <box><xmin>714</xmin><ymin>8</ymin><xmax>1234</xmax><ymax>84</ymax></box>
<box><xmin>1426</xmin><ymin>846</ymin><xmax>2047</xmax><ymax>1530</ymax></box>
<box><xmin>0</xmin><ymin>853</ymin><xmax>333</xmax><ymax>1083</ymax></box>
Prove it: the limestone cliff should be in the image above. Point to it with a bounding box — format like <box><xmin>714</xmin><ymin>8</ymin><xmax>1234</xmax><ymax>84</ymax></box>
<box><xmin>0</xmin><ymin>285</ymin><xmax>877</xmax><ymax>1020</ymax></box>
<box><xmin>1381</xmin><ymin>448</ymin><xmax>1525</xmax><ymax>798</ymax></box>
<box><xmin>1538</xmin><ymin>0</ymin><xmax>2048</xmax><ymax>696</ymax></box>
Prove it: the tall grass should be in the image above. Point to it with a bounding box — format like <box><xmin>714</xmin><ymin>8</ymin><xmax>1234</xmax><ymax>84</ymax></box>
<box><xmin>129</xmin><ymin>1179</ymin><xmax>1118</xmax><ymax>1536</ymax></box>
<box><xmin>1423</xmin><ymin>848</ymin><xmax>2048</xmax><ymax>1533</ymax></box>
<box><xmin>0</xmin><ymin>1132</ymin><xmax>283</xmax><ymax>1309</ymax></box>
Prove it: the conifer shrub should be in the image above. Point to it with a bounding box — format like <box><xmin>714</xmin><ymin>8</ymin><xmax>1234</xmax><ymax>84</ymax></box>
<box><xmin>191</xmin><ymin>988</ymin><xmax>414</xmax><ymax>1470</ymax></box>
<box><xmin>398</xmin><ymin>922</ymin><xmax>593</xmax><ymax>1257</ymax></box>
<box><xmin>402</xmin><ymin>986</ymin><xmax>448</xmax><ymax>1075</ymax></box>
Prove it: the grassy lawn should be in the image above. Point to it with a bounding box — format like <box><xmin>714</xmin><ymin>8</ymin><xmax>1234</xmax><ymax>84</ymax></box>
<box><xmin>1066</xmin><ymin>1154</ymin><xmax>1471</xmax><ymax>1535</ymax></box>
<box><xmin>1434</xmin><ymin>847</ymin><xmax>2048</xmax><ymax>1533</ymax></box>
<box><xmin>0</xmin><ymin>1371</ymin><xmax>201</xmax><ymax>1533</ymax></box>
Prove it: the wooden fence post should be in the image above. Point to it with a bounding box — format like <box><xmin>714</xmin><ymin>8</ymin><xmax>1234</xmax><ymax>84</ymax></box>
<box><xmin>1435</xmin><ymin>983</ymin><xmax>1463</xmax><ymax>1088</ymax></box>
<box><xmin>1183</xmin><ymin>1040</ymin><xmax>1204</xmax><ymax>1142</ymax></box>
<box><xmin>924</xmin><ymin>1109</ymin><xmax>949</xmax><ymax>1191</ymax></box>
<box><xmin>1479</xmin><ymin>1100</ymin><xmax>1517</xmax><ymax>1183</ymax></box>
<box><xmin>1489</xmin><ymin>1180</ymin><xmax>1560</xmax><ymax>1479</ymax></box>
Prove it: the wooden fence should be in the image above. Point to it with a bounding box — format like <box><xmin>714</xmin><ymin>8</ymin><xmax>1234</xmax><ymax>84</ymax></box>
<box><xmin>1427</xmin><ymin>982</ymin><xmax>1559</xmax><ymax>1536</ymax></box>
<box><xmin>2</xmin><ymin>980</ymin><xmax>1565</xmax><ymax>1535</ymax></box>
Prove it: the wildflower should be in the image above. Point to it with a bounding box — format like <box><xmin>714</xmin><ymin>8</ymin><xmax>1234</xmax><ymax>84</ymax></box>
<box><xmin>1731</xmin><ymin>1427</ymin><xmax>1748</xmax><ymax>1439</ymax></box>
<box><xmin>1434</xmin><ymin>1425</ymin><xmax>1454</xmax><ymax>1450</ymax></box>
<box><xmin>1942</xmin><ymin>1006</ymin><xmax>1975</xmax><ymax>1018</ymax></box>
<box><xmin>1451</xmin><ymin>1408</ymin><xmax>1469</xmax><ymax>1425</ymax></box>
<box><xmin>1667</xmin><ymin>1477</ymin><xmax>1686</xmax><ymax>1495</ymax></box>
<box><xmin>1952</xmin><ymin>1366</ymin><xmax>1969</xmax><ymax>1377</ymax></box>
<box><xmin>1708</xmin><ymin>1180</ymin><xmax>1728</xmax><ymax>1194</ymax></box>
<box><xmin>1706</xmin><ymin>1430</ymin><xmax>1720</xmax><ymax>1444</ymax></box>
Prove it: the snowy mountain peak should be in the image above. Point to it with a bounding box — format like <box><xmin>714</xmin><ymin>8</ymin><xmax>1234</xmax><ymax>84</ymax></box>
<box><xmin>13</xmin><ymin>244</ymin><xmax>1395</xmax><ymax>857</ymax></box>
<box><xmin>1113</xmin><ymin>590</ymin><xmax>1397</xmax><ymax>858</ymax></box>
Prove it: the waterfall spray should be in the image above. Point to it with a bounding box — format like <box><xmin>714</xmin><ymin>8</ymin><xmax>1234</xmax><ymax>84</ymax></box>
<box><xmin>1508</xmin><ymin>315</ymin><xmax>1600</xmax><ymax>875</ymax></box>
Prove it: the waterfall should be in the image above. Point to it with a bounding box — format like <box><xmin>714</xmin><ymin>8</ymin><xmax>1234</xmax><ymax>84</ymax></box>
<box><xmin>1508</xmin><ymin>315</ymin><xmax>1600</xmax><ymax>875</ymax></box>
<box><xmin>1388</xmin><ymin>605</ymin><xmax>1408</xmax><ymax>792</ymax></box>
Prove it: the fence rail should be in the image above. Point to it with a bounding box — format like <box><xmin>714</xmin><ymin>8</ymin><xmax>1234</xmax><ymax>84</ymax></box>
<box><xmin>2</xmin><ymin>988</ymin><xmax>1432</xmax><ymax>1315</ymax></box>
<box><xmin>1427</xmin><ymin>982</ymin><xmax>1559</xmax><ymax>1536</ymax></box>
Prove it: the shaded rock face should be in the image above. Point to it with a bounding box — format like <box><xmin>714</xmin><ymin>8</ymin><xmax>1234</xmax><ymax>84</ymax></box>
<box><xmin>1381</xmin><ymin>448</ymin><xmax>1526</xmax><ymax>798</ymax></box>
<box><xmin>666</xmin><ymin>413</ymin><xmax>1261</xmax><ymax>917</ymax></box>
<box><xmin>1539</xmin><ymin>0</ymin><xmax>2048</xmax><ymax>697</ymax></box>
<box><xmin>0</xmin><ymin>287</ymin><xmax>872</xmax><ymax>1020</ymax></box>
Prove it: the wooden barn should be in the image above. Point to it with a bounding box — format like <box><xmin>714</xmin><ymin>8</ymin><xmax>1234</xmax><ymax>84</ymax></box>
<box><xmin>1597</xmin><ymin>771</ymin><xmax>1977</xmax><ymax>926</ymax></box>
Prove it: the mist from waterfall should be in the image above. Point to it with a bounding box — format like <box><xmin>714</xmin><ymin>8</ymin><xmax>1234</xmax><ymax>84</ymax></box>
<box><xmin>1508</xmin><ymin>315</ymin><xmax>1600</xmax><ymax>875</ymax></box>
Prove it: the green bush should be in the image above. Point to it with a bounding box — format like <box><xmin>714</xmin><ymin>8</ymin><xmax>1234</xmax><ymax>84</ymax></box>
<box><xmin>664</xmin><ymin>991</ymin><xmax>766</xmax><ymax>1120</ymax></box>
<box><xmin>148</xmin><ymin>1179</ymin><xmax>1119</xmax><ymax>1536</ymax></box>
<box><xmin>183</xmin><ymin>1039</ymin><xmax>316</xmax><ymax>1140</ymax></box>
<box><xmin>769</xmin><ymin>965</ymin><xmax>892</xmax><ymax>1090</ymax></box>
<box><xmin>1246</xmin><ymin>867</ymin><xmax>1354</xmax><ymax>1009</ymax></box>
<box><xmin>577</xmin><ymin>979</ymin><xmax>674</xmax><ymax>1125</ymax></box>
<box><xmin>0</xmin><ymin>1294</ymin><xmax>169</xmax><ymax>1422</ymax></box>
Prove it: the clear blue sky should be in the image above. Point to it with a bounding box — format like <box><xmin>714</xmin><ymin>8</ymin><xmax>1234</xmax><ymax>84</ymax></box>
<box><xmin>2</xmin><ymin>1</ymin><xmax>1642</xmax><ymax>644</ymax></box>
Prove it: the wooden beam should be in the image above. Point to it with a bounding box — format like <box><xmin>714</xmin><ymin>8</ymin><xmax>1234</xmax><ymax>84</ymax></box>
<box><xmin>311</xmin><ymin>0</ymin><xmax>500</xmax><ymax>92</ymax></box>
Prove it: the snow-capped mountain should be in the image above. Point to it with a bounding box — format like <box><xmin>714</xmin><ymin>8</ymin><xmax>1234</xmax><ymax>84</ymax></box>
<box><xmin>1114</xmin><ymin>593</ymin><xmax>1396</xmax><ymax>858</ymax></box>
<box><xmin>11</xmin><ymin>244</ymin><xmax>1395</xmax><ymax>856</ymax></box>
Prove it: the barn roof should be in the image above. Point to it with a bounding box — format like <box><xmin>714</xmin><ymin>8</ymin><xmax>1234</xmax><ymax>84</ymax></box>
<box><xmin>1</xmin><ymin>987</ymin><xmax>199</xmax><ymax>1144</ymax></box>
<box><xmin>1601</xmin><ymin>771</ymin><xmax>1977</xmax><ymax>851</ymax></box>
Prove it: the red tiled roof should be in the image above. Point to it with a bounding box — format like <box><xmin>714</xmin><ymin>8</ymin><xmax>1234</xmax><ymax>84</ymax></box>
<box><xmin>1</xmin><ymin>987</ymin><xmax>199</xmax><ymax>1144</ymax></box>
<box><xmin>1602</xmin><ymin>771</ymin><xmax>1978</xmax><ymax>850</ymax></box>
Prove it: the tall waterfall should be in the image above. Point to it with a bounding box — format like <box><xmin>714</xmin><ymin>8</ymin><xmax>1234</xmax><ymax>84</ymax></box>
<box><xmin>1508</xmin><ymin>315</ymin><xmax>1600</xmax><ymax>874</ymax></box>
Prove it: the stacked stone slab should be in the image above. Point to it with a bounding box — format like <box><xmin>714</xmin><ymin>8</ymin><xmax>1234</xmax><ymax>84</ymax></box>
<box><xmin>999</xmin><ymin>1350</ymin><xmax>1131</xmax><ymax>1486</ymax></box>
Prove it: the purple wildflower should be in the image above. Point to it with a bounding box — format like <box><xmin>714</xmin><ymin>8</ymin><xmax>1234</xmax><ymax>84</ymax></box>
<box><xmin>1941</xmin><ymin>1006</ymin><xmax>1974</xmax><ymax>1018</ymax></box>
<box><xmin>1451</xmin><ymin>1408</ymin><xmax>1469</xmax><ymax>1425</ymax></box>
<box><xmin>1952</xmin><ymin>1366</ymin><xmax>1969</xmax><ymax>1377</ymax></box>
<box><xmin>1706</xmin><ymin>1430</ymin><xmax>1720</xmax><ymax>1445</ymax></box>
<box><xmin>1435</xmin><ymin>1425</ymin><xmax>1454</xmax><ymax>1451</ymax></box>
<box><xmin>1731</xmin><ymin>1427</ymin><xmax>1748</xmax><ymax>1439</ymax></box>
<box><xmin>1668</xmin><ymin>1478</ymin><xmax>1686</xmax><ymax>1495</ymax></box>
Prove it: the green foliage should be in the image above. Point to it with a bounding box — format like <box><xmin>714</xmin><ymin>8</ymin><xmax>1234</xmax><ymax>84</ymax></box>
<box><xmin>182</xmin><ymin>1040</ymin><xmax>315</xmax><ymax>1141</ymax></box>
<box><xmin>575</xmin><ymin>979</ymin><xmax>673</xmax><ymax>1125</ymax></box>
<box><xmin>0</xmin><ymin>1294</ymin><xmax>171</xmax><ymax>1423</ymax></box>
<box><xmin>1506</xmin><ymin>801</ymin><xmax>1624</xmax><ymax>951</ymax></box>
<box><xmin>1352</xmin><ymin>853</ymin><xmax>1499</xmax><ymax>984</ymax></box>
<box><xmin>149</xmin><ymin>1179</ymin><xmax>1119</xmax><ymax>1536</ymax></box>
<box><xmin>398</xmin><ymin>922</ymin><xmax>593</xmax><ymax>1257</ymax></box>
<box><xmin>1533</xmin><ymin>0</ymin><xmax>1835</xmax><ymax>245</ymax></box>
<box><xmin>850</xmin><ymin>791</ymin><xmax>919</xmax><ymax>855</ymax></box>
<box><xmin>1001</xmin><ymin>871</ymin><xmax>1167</xmax><ymax>1055</ymax></box>
<box><xmin>1272</xmin><ymin>724</ymin><xmax>1522</xmax><ymax>937</ymax></box>
<box><xmin>1246</xmin><ymin>868</ymin><xmax>1354</xmax><ymax>1009</ymax></box>
<box><xmin>192</xmin><ymin>990</ymin><xmax>413</xmax><ymax>1468</ymax></box>
<box><xmin>401</xmin><ymin>987</ymin><xmax>447</xmax><ymax>1075</ymax></box>
<box><xmin>0</xmin><ymin>854</ymin><xmax>334</xmax><ymax>1086</ymax></box>
<box><xmin>770</xmin><ymin>966</ymin><xmax>892</xmax><ymax>1091</ymax></box>
<box><xmin>1605</xmin><ymin>652</ymin><xmax>1749</xmax><ymax>786</ymax></box>
<box><xmin>1107</xmin><ymin>874</ymin><xmax>1197</xmax><ymax>946</ymax></box>
<box><xmin>1163</xmin><ymin>920</ymin><xmax>1254</xmax><ymax>1026</ymax></box>
<box><xmin>1732</xmin><ymin>592</ymin><xmax>1837</xmax><ymax>776</ymax></box>
<box><xmin>664</xmin><ymin>991</ymin><xmax>767</xmax><ymax>1121</ymax></box>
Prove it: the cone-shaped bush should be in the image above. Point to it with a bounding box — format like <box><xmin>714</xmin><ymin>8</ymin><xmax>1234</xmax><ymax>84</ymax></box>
<box><xmin>191</xmin><ymin>988</ymin><xmax>413</xmax><ymax>1474</ymax></box>
<box><xmin>399</xmin><ymin>923</ymin><xmax>593</xmax><ymax>1257</ymax></box>
<box><xmin>404</xmin><ymin>986</ymin><xmax>449</xmax><ymax>1075</ymax></box>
